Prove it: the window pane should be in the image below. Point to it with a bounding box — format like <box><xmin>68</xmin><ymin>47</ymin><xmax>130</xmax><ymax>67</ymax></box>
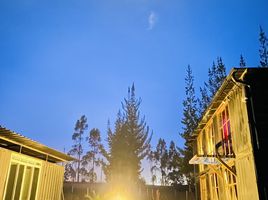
<box><xmin>5</xmin><ymin>164</ymin><xmax>18</xmax><ymax>200</ymax></box>
<box><xmin>30</xmin><ymin>168</ymin><xmax>40</xmax><ymax>200</ymax></box>
<box><xmin>14</xmin><ymin>165</ymin><xmax>24</xmax><ymax>200</ymax></box>
<box><xmin>21</xmin><ymin>166</ymin><xmax>33</xmax><ymax>200</ymax></box>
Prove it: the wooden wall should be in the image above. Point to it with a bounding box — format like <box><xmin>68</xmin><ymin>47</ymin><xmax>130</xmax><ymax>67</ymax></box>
<box><xmin>0</xmin><ymin>148</ymin><xmax>64</xmax><ymax>200</ymax></box>
<box><xmin>196</xmin><ymin>85</ymin><xmax>259</xmax><ymax>200</ymax></box>
<box><xmin>37</xmin><ymin>161</ymin><xmax>64</xmax><ymax>200</ymax></box>
<box><xmin>0</xmin><ymin>148</ymin><xmax>11</xmax><ymax>199</ymax></box>
<box><xmin>228</xmin><ymin>86</ymin><xmax>259</xmax><ymax>200</ymax></box>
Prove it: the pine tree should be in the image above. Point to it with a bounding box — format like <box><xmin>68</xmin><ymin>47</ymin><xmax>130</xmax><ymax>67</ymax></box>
<box><xmin>69</xmin><ymin>115</ymin><xmax>88</xmax><ymax>182</ymax></box>
<box><xmin>239</xmin><ymin>54</ymin><xmax>246</xmax><ymax>67</ymax></box>
<box><xmin>259</xmin><ymin>26</ymin><xmax>268</xmax><ymax>67</ymax></box>
<box><xmin>179</xmin><ymin>65</ymin><xmax>198</xmax><ymax>189</ymax></box>
<box><xmin>198</xmin><ymin>58</ymin><xmax>226</xmax><ymax>117</ymax></box>
<box><xmin>207</xmin><ymin>62</ymin><xmax>217</xmax><ymax>98</ymax></box>
<box><xmin>101</xmin><ymin>84</ymin><xmax>152</xmax><ymax>187</ymax></box>
<box><xmin>207</xmin><ymin>58</ymin><xmax>226</xmax><ymax>99</ymax></box>
<box><xmin>198</xmin><ymin>83</ymin><xmax>210</xmax><ymax>118</ymax></box>
<box><xmin>215</xmin><ymin>57</ymin><xmax>226</xmax><ymax>91</ymax></box>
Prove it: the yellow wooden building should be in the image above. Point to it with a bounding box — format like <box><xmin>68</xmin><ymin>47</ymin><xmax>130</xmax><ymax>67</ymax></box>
<box><xmin>189</xmin><ymin>68</ymin><xmax>268</xmax><ymax>200</ymax></box>
<box><xmin>0</xmin><ymin>126</ymin><xmax>73</xmax><ymax>200</ymax></box>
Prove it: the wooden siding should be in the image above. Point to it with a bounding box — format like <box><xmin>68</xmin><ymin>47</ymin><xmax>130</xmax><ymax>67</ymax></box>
<box><xmin>0</xmin><ymin>149</ymin><xmax>64</xmax><ymax>200</ymax></box>
<box><xmin>228</xmin><ymin>86</ymin><xmax>259</xmax><ymax>200</ymax></box>
<box><xmin>37</xmin><ymin>161</ymin><xmax>64</xmax><ymax>200</ymax></box>
<box><xmin>0</xmin><ymin>148</ymin><xmax>11</xmax><ymax>199</ymax></box>
<box><xmin>235</xmin><ymin>154</ymin><xmax>258</xmax><ymax>200</ymax></box>
<box><xmin>228</xmin><ymin>86</ymin><xmax>252</xmax><ymax>154</ymax></box>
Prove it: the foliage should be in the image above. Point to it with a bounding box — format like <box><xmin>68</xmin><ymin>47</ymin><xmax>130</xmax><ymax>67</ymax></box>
<box><xmin>149</xmin><ymin>139</ymin><xmax>181</xmax><ymax>186</ymax></box>
<box><xmin>259</xmin><ymin>26</ymin><xmax>268</xmax><ymax>67</ymax></box>
<box><xmin>68</xmin><ymin>115</ymin><xmax>88</xmax><ymax>182</ymax></box>
<box><xmin>83</xmin><ymin>128</ymin><xmax>102</xmax><ymax>183</ymax></box>
<box><xmin>239</xmin><ymin>54</ymin><xmax>246</xmax><ymax>67</ymax></box>
<box><xmin>179</xmin><ymin>65</ymin><xmax>198</xmax><ymax>189</ymax></box>
<box><xmin>148</xmin><ymin>150</ymin><xmax>157</xmax><ymax>185</ymax></box>
<box><xmin>152</xmin><ymin>138</ymin><xmax>169</xmax><ymax>185</ymax></box>
<box><xmin>198</xmin><ymin>82</ymin><xmax>210</xmax><ymax>119</ymax></box>
<box><xmin>167</xmin><ymin>141</ymin><xmax>182</xmax><ymax>185</ymax></box>
<box><xmin>198</xmin><ymin>57</ymin><xmax>226</xmax><ymax>116</ymax></box>
<box><xmin>64</xmin><ymin>162</ymin><xmax>76</xmax><ymax>182</ymax></box>
<box><xmin>208</xmin><ymin>57</ymin><xmax>226</xmax><ymax>99</ymax></box>
<box><xmin>101</xmin><ymin>84</ymin><xmax>152</xmax><ymax>187</ymax></box>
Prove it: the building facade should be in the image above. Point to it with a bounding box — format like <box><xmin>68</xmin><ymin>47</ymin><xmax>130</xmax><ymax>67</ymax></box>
<box><xmin>0</xmin><ymin>126</ymin><xmax>73</xmax><ymax>200</ymax></box>
<box><xmin>190</xmin><ymin>68</ymin><xmax>268</xmax><ymax>200</ymax></box>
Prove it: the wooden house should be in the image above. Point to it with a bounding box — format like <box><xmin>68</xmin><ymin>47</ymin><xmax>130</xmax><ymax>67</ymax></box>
<box><xmin>0</xmin><ymin>126</ymin><xmax>74</xmax><ymax>200</ymax></box>
<box><xmin>189</xmin><ymin>68</ymin><xmax>268</xmax><ymax>200</ymax></box>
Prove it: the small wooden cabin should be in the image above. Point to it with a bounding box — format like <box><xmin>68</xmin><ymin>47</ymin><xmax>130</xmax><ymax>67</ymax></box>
<box><xmin>189</xmin><ymin>68</ymin><xmax>268</xmax><ymax>200</ymax></box>
<box><xmin>0</xmin><ymin>126</ymin><xmax>73</xmax><ymax>200</ymax></box>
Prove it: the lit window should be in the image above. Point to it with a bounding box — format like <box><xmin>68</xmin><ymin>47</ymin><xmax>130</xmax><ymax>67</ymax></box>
<box><xmin>218</xmin><ymin>106</ymin><xmax>233</xmax><ymax>155</ymax></box>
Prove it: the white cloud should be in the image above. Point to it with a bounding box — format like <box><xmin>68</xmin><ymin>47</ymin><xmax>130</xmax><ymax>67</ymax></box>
<box><xmin>148</xmin><ymin>11</ymin><xmax>157</xmax><ymax>30</ymax></box>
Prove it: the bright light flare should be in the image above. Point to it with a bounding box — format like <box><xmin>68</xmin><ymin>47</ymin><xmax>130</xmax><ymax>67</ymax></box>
<box><xmin>105</xmin><ymin>180</ymin><xmax>137</xmax><ymax>200</ymax></box>
<box><xmin>112</xmin><ymin>194</ymin><xmax>126</xmax><ymax>200</ymax></box>
<box><xmin>108</xmin><ymin>188</ymin><xmax>132</xmax><ymax>200</ymax></box>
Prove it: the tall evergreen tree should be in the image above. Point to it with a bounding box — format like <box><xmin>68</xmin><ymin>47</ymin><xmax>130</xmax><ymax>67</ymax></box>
<box><xmin>69</xmin><ymin>115</ymin><xmax>88</xmax><ymax>182</ymax></box>
<box><xmin>215</xmin><ymin>57</ymin><xmax>226</xmax><ymax>91</ymax></box>
<box><xmin>239</xmin><ymin>54</ymin><xmax>246</xmax><ymax>67</ymax></box>
<box><xmin>198</xmin><ymin>58</ymin><xmax>226</xmax><ymax>117</ymax></box>
<box><xmin>208</xmin><ymin>57</ymin><xmax>226</xmax><ymax>99</ymax></box>
<box><xmin>101</xmin><ymin>84</ymin><xmax>152</xmax><ymax>186</ymax></box>
<box><xmin>259</xmin><ymin>26</ymin><xmax>268</xmax><ymax>67</ymax></box>
<box><xmin>207</xmin><ymin>62</ymin><xmax>217</xmax><ymax>98</ymax></box>
<box><xmin>198</xmin><ymin>83</ymin><xmax>210</xmax><ymax>118</ymax></box>
<box><xmin>179</xmin><ymin>65</ymin><xmax>198</xmax><ymax>189</ymax></box>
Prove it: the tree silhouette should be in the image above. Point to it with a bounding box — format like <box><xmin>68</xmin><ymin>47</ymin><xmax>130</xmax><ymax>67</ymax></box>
<box><xmin>259</xmin><ymin>26</ymin><xmax>268</xmax><ymax>67</ymax></box>
<box><xmin>239</xmin><ymin>54</ymin><xmax>246</xmax><ymax>67</ymax></box>
<box><xmin>155</xmin><ymin>138</ymin><xmax>169</xmax><ymax>185</ymax></box>
<box><xmin>86</xmin><ymin>128</ymin><xmax>101</xmax><ymax>183</ymax></box>
<box><xmin>69</xmin><ymin>115</ymin><xmax>88</xmax><ymax>182</ymax></box>
<box><xmin>179</xmin><ymin>65</ymin><xmax>198</xmax><ymax>190</ymax></box>
<box><xmin>198</xmin><ymin>57</ymin><xmax>226</xmax><ymax>116</ymax></box>
<box><xmin>167</xmin><ymin>141</ymin><xmax>181</xmax><ymax>185</ymax></box>
<box><xmin>101</xmin><ymin>84</ymin><xmax>152</xmax><ymax>187</ymax></box>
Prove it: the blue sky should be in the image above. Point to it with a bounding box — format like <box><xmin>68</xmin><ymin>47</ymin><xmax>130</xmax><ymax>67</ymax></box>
<box><xmin>1</xmin><ymin>0</ymin><xmax>268</xmax><ymax>182</ymax></box>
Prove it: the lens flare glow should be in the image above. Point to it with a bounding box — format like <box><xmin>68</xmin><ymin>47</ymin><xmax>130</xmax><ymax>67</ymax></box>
<box><xmin>112</xmin><ymin>194</ymin><xmax>125</xmax><ymax>200</ymax></box>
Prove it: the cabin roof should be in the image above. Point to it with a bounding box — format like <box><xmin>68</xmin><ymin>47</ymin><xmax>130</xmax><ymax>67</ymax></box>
<box><xmin>0</xmin><ymin>126</ymin><xmax>74</xmax><ymax>163</ymax></box>
<box><xmin>191</xmin><ymin>67</ymin><xmax>268</xmax><ymax>138</ymax></box>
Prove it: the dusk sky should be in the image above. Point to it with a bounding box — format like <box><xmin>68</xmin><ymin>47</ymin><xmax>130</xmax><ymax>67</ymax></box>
<box><xmin>1</xmin><ymin>0</ymin><xmax>268</xmax><ymax>182</ymax></box>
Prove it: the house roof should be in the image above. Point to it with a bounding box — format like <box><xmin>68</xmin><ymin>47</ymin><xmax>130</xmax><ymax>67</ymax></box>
<box><xmin>192</xmin><ymin>67</ymin><xmax>268</xmax><ymax>138</ymax></box>
<box><xmin>0</xmin><ymin>126</ymin><xmax>74</xmax><ymax>163</ymax></box>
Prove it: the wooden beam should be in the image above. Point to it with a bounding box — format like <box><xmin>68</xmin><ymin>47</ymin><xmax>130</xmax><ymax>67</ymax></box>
<box><xmin>216</xmin><ymin>155</ymin><xmax>236</xmax><ymax>176</ymax></box>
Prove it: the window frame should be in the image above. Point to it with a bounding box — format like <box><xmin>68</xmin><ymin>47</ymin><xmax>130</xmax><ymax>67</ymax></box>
<box><xmin>3</xmin><ymin>153</ymin><xmax>41</xmax><ymax>200</ymax></box>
